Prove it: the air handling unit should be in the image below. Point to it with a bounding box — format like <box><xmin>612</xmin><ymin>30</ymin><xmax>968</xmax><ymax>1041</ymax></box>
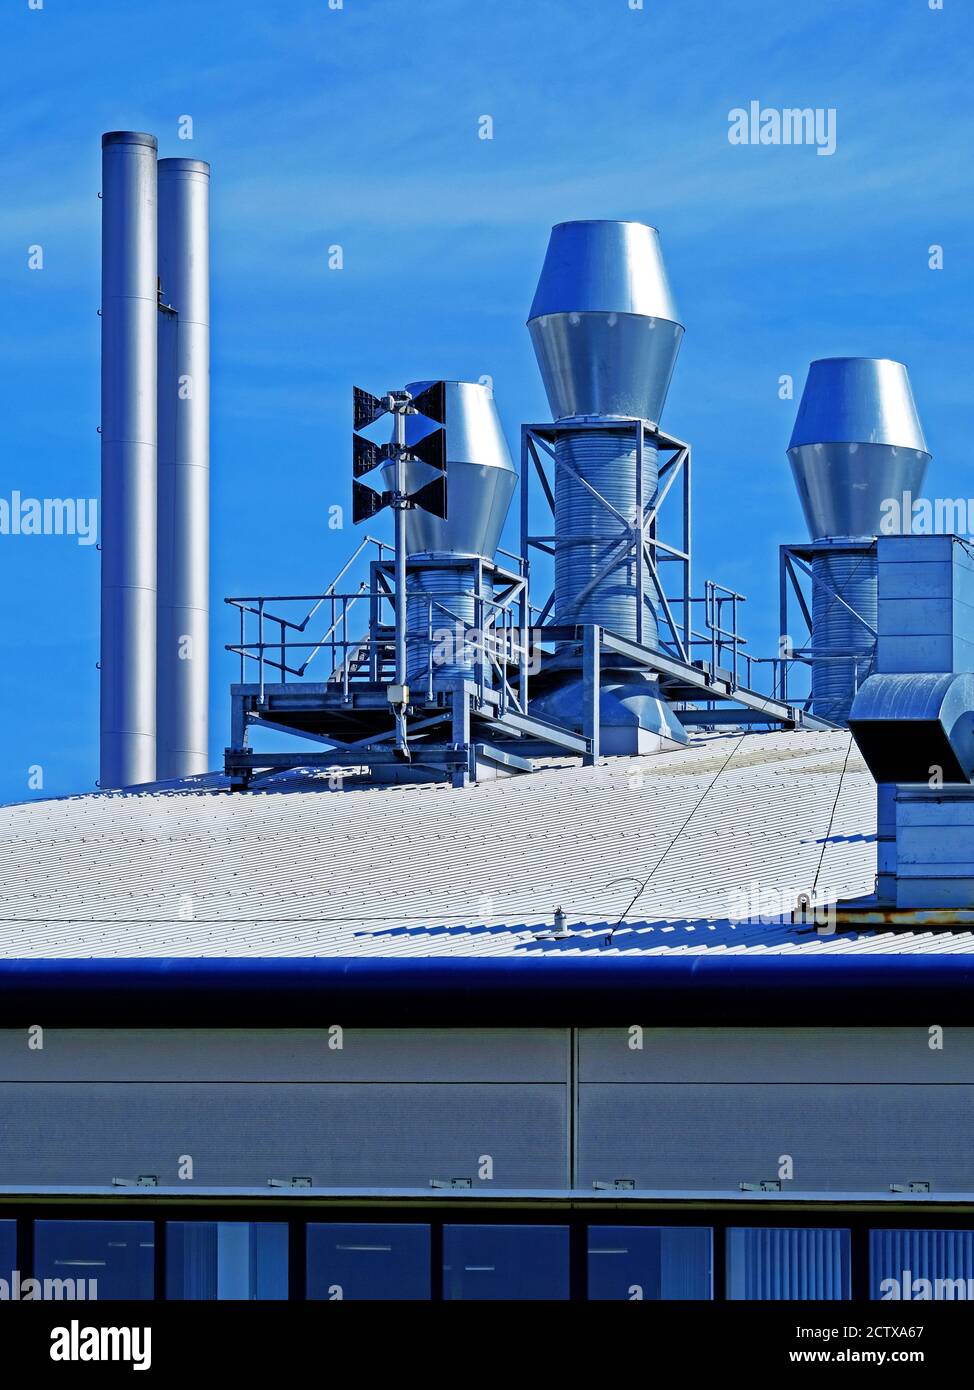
<box><xmin>224</xmin><ymin>220</ymin><xmax>829</xmax><ymax>790</ymax></box>
<box><xmin>778</xmin><ymin>358</ymin><xmax>932</xmax><ymax>725</ymax></box>
<box><xmin>99</xmin><ymin>132</ymin><xmax>211</xmax><ymax>789</ymax></box>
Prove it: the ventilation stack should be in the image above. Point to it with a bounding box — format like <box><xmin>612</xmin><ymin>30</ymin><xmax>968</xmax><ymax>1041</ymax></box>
<box><xmin>100</xmin><ymin>132</ymin><xmax>159</xmax><ymax>789</ymax></box>
<box><xmin>99</xmin><ymin>132</ymin><xmax>210</xmax><ymax>789</ymax></box>
<box><xmin>381</xmin><ymin>381</ymin><xmax>516</xmax><ymax>690</ymax></box>
<box><xmin>526</xmin><ymin>219</ymin><xmax>688</xmax><ymax>753</ymax></box>
<box><xmin>787</xmin><ymin>358</ymin><xmax>931</xmax><ymax>725</ymax></box>
<box><xmin>157</xmin><ymin>158</ymin><xmax>211</xmax><ymax>779</ymax></box>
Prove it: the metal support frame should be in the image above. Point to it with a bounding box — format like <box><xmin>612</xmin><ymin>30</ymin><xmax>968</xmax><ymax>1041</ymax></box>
<box><xmin>778</xmin><ymin>538</ymin><xmax>877</xmax><ymax>711</ymax></box>
<box><xmin>520</xmin><ymin>418</ymin><xmax>693</xmax><ymax>662</ymax></box>
<box><xmin>222</xmin><ymin>423</ymin><xmax>835</xmax><ymax>790</ymax></box>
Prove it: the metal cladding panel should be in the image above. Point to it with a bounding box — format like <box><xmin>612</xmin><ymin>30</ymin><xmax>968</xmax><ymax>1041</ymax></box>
<box><xmin>577</xmin><ymin>1084</ymin><xmax>974</xmax><ymax>1193</ymax></box>
<box><xmin>578</xmin><ymin>1028</ymin><xmax>974</xmax><ymax>1083</ymax></box>
<box><xmin>100</xmin><ymin>133</ymin><xmax>158</xmax><ymax>789</ymax></box>
<box><xmin>0</xmin><ymin>1028</ymin><xmax>568</xmax><ymax>1082</ymax></box>
<box><xmin>875</xmin><ymin>535</ymin><xmax>974</xmax><ymax>676</ymax></box>
<box><xmin>0</xmin><ymin>1082</ymin><xmax>568</xmax><ymax>1189</ymax></box>
<box><xmin>811</xmin><ymin>548</ymin><xmax>878</xmax><ymax>724</ymax></box>
<box><xmin>157</xmin><ymin>158</ymin><xmax>210</xmax><ymax>780</ymax></box>
<box><xmin>894</xmin><ymin>785</ymin><xmax>974</xmax><ymax>908</ymax></box>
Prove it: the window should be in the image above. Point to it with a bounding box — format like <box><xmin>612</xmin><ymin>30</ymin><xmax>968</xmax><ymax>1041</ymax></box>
<box><xmin>0</xmin><ymin>1221</ymin><xmax>15</xmax><ymax>1286</ymax></box>
<box><xmin>307</xmin><ymin>1223</ymin><xmax>430</xmax><ymax>1301</ymax></box>
<box><xmin>727</xmin><ymin>1227</ymin><xmax>850</xmax><ymax>1300</ymax></box>
<box><xmin>588</xmin><ymin>1226</ymin><xmax>712</xmax><ymax>1300</ymax></box>
<box><xmin>34</xmin><ymin>1221</ymin><xmax>154</xmax><ymax>1301</ymax></box>
<box><xmin>167</xmin><ymin>1222</ymin><xmax>287</xmax><ymax>1300</ymax></box>
<box><xmin>443</xmin><ymin>1224</ymin><xmax>569</xmax><ymax>1301</ymax></box>
<box><xmin>872</xmin><ymin>1229</ymin><xmax>974</xmax><ymax>1301</ymax></box>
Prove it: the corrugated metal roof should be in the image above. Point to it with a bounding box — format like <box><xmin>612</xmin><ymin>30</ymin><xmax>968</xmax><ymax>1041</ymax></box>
<box><xmin>1</xmin><ymin>728</ymin><xmax>970</xmax><ymax>958</ymax></box>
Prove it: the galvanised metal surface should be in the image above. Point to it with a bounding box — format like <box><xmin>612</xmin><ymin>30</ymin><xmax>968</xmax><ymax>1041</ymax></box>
<box><xmin>381</xmin><ymin>381</ymin><xmax>516</xmax><ymax>688</ymax></box>
<box><xmin>381</xmin><ymin>381</ymin><xmax>516</xmax><ymax>560</ymax></box>
<box><xmin>787</xmin><ymin>358</ymin><xmax>931</xmax><ymax>727</ymax></box>
<box><xmin>527</xmin><ymin>223</ymin><xmax>682</xmax><ymax>685</ymax></box>
<box><xmin>554</xmin><ymin>425</ymin><xmax>658</xmax><ymax>644</ymax></box>
<box><xmin>850</xmin><ymin>671</ymin><xmax>974</xmax><ymax>784</ymax></box>
<box><xmin>405</xmin><ymin>562</ymin><xmax>478</xmax><ymax>686</ymax></box>
<box><xmin>811</xmin><ymin>547</ymin><xmax>878</xmax><ymax>723</ymax></box>
<box><xmin>528</xmin><ymin>221</ymin><xmax>683</xmax><ymax>424</ymax></box>
<box><xmin>100</xmin><ymin>132</ymin><xmax>158</xmax><ymax>789</ymax></box>
<box><xmin>157</xmin><ymin>157</ymin><xmax>210</xmax><ymax>779</ymax></box>
<box><xmin>787</xmin><ymin>358</ymin><xmax>931</xmax><ymax>542</ymax></box>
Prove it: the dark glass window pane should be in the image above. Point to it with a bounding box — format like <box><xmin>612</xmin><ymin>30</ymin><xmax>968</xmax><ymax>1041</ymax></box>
<box><xmin>727</xmin><ymin>1227</ymin><xmax>850</xmax><ymax>1300</ymax></box>
<box><xmin>443</xmin><ymin>1225</ymin><xmax>569</xmax><ymax>1301</ymax></box>
<box><xmin>0</xmin><ymin>1221</ymin><xmax>15</xmax><ymax>1286</ymax></box>
<box><xmin>871</xmin><ymin>1229</ymin><xmax>974</xmax><ymax>1301</ymax></box>
<box><xmin>307</xmin><ymin>1224</ymin><xmax>430</xmax><ymax>1301</ymax></box>
<box><xmin>167</xmin><ymin>1222</ymin><xmax>288</xmax><ymax>1300</ymax></box>
<box><xmin>588</xmin><ymin>1226</ymin><xmax>712</xmax><ymax>1300</ymax></box>
<box><xmin>34</xmin><ymin>1221</ymin><xmax>154</xmax><ymax>1301</ymax></box>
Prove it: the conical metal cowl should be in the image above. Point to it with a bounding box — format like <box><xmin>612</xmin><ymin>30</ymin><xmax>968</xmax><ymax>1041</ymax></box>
<box><xmin>787</xmin><ymin>358</ymin><xmax>931</xmax><ymax>540</ymax></box>
<box><xmin>527</xmin><ymin>220</ymin><xmax>684</xmax><ymax>425</ymax></box>
<box><xmin>381</xmin><ymin>380</ymin><xmax>516</xmax><ymax>559</ymax></box>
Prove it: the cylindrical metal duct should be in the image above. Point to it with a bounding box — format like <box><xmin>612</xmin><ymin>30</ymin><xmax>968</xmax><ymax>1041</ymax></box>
<box><xmin>100</xmin><ymin>132</ymin><xmax>159</xmax><ymax>789</ymax></box>
<box><xmin>787</xmin><ymin>358</ymin><xmax>932</xmax><ymax>725</ymax></box>
<box><xmin>156</xmin><ymin>158</ymin><xmax>210</xmax><ymax>779</ymax></box>
<box><xmin>554</xmin><ymin>426</ymin><xmax>658</xmax><ymax>645</ymax></box>
<box><xmin>810</xmin><ymin>548</ymin><xmax>878</xmax><ymax>724</ymax></box>
<box><xmin>381</xmin><ymin>381</ymin><xmax>516</xmax><ymax>694</ymax></box>
<box><xmin>405</xmin><ymin>564</ymin><xmax>479</xmax><ymax>687</ymax></box>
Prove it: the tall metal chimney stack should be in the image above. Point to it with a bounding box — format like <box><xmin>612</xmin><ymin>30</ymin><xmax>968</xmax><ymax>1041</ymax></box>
<box><xmin>100</xmin><ymin>132</ymin><xmax>159</xmax><ymax>788</ymax></box>
<box><xmin>156</xmin><ymin>158</ymin><xmax>211</xmax><ymax>779</ymax></box>
<box><xmin>787</xmin><ymin>358</ymin><xmax>931</xmax><ymax>723</ymax></box>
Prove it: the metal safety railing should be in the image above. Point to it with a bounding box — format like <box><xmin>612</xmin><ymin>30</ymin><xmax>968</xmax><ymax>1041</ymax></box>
<box><xmin>226</xmin><ymin>542</ymin><xmax>535</xmax><ymax>712</ymax></box>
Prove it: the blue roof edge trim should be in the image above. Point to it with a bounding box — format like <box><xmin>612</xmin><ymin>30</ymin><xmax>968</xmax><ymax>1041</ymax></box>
<box><xmin>1</xmin><ymin>956</ymin><xmax>971</xmax><ymax>1025</ymax></box>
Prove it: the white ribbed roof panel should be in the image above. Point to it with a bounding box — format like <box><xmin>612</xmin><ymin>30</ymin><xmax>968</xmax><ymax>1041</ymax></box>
<box><xmin>0</xmin><ymin>730</ymin><xmax>967</xmax><ymax>958</ymax></box>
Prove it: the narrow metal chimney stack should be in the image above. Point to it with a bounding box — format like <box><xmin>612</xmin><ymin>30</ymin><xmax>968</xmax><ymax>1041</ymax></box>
<box><xmin>787</xmin><ymin>358</ymin><xmax>931</xmax><ymax>723</ymax></box>
<box><xmin>100</xmin><ymin>132</ymin><xmax>159</xmax><ymax>788</ymax></box>
<box><xmin>156</xmin><ymin>158</ymin><xmax>211</xmax><ymax>778</ymax></box>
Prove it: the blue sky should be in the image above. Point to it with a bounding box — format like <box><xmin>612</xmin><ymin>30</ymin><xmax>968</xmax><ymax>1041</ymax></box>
<box><xmin>0</xmin><ymin>0</ymin><xmax>970</xmax><ymax>802</ymax></box>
